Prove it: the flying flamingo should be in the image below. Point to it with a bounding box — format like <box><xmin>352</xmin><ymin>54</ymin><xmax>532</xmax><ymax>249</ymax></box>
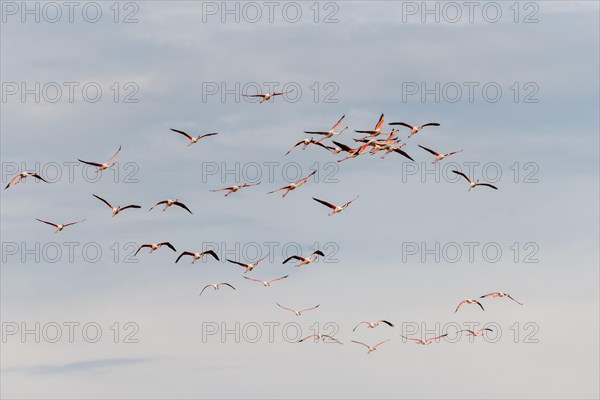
<box><xmin>276</xmin><ymin>303</ymin><xmax>320</xmax><ymax>316</ymax></box>
<box><xmin>400</xmin><ymin>334</ymin><xmax>448</xmax><ymax>345</ymax></box>
<box><xmin>351</xmin><ymin>339</ymin><xmax>391</xmax><ymax>354</ymax></box>
<box><xmin>356</xmin><ymin>131</ymin><xmax>402</xmax><ymax>153</ymax></box>
<box><xmin>461</xmin><ymin>328</ymin><xmax>493</xmax><ymax>337</ymax></box>
<box><xmin>304</xmin><ymin>115</ymin><xmax>349</xmax><ymax>142</ymax></box>
<box><xmin>455</xmin><ymin>299</ymin><xmax>485</xmax><ymax>313</ymax></box>
<box><xmin>323</xmin><ymin>144</ymin><xmax>344</xmax><ymax>154</ymax></box>
<box><xmin>199</xmin><ymin>283</ymin><xmax>236</xmax><ymax>296</ymax></box>
<box><xmin>452</xmin><ymin>170</ymin><xmax>498</xmax><ymax>191</ymax></box>
<box><xmin>353</xmin><ymin>320</ymin><xmax>394</xmax><ymax>332</ymax></box>
<box><xmin>480</xmin><ymin>292</ymin><xmax>523</xmax><ymax>305</ymax></box>
<box><xmin>35</xmin><ymin>218</ymin><xmax>85</xmax><ymax>233</ymax></box>
<box><xmin>149</xmin><ymin>199</ymin><xmax>193</xmax><ymax>214</ymax></box>
<box><xmin>418</xmin><ymin>145</ymin><xmax>462</xmax><ymax>163</ymax></box>
<box><xmin>227</xmin><ymin>255</ymin><xmax>269</xmax><ymax>273</ymax></box>
<box><xmin>389</xmin><ymin>122</ymin><xmax>440</xmax><ymax>138</ymax></box>
<box><xmin>243</xmin><ymin>89</ymin><xmax>293</xmax><ymax>103</ymax></box>
<box><xmin>134</xmin><ymin>242</ymin><xmax>176</xmax><ymax>256</ymax></box>
<box><xmin>5</xmin><ymin>171</ymin><xmax>49</xmax><ymax>189</ymax></box>
<box><xmin>210</xmin><ymin>182</ymin><xmax>260</xmax><ymax>196</ymax></box>
<box><xmin>383</xmin><ymin>145</ymin><xmax>414</xmax><ymax>161</ymax></box>
<box><xmin>298</xmin><ymin>333</ymin><xmax>342</xmax><ymax>344</ymax></box>
<box><xmin>358</xmin><ymin>136</ymin><xmax>410</xmax><ymax>160</ymax></box>
<box><xmin>78</xmin><ymin>145</ymin><xmax>122</xmax><ymax>172</ymax></box>
<box><xmin>354</xmin><ymin>113</ymin><xmax>394</xmax><ymax>137</ymax></box>
<box><xmin>170</xmin><ymin>128</ymin><xmax>218</xmax><ymax>146</ymax></box>
<box><xmin>243</xmin><ymin>275</ymin><xmax>289</xmax><ymax>287</ymax></box>
<box><xmin>176</xmin><ymin>250</ymin><xmax>220</xmax><ymax>264</ymax></box>
<box><xmin>312</xmin><ymin>196</ymin><xmax>359</xmax><ymax>216</ymax></box>
<box><xmin>268</xmin><ymin>170</ymin><xmax>316</xmax><ymax>198</ymax></box>
<box><xmin>92</xmin><ymin>194</ymin><xmax>141</xmax><ymax>217</ymax></box>
<box><xmin>282</xmin><ymin>250</ymin><xmax>325</xmax><ymax>266</ymax></box>
<box><xmin>357</xmin><ymin>129</ymin><xmax>399</xmax><ymax>145</ymax></box>
<box><xmin>333</xmin><ymin>141</ymin><xmax>370</xmax><ymax>163</ymax></box>
<box><xmin>285</xmin><ymin>138</ymin><xmax>333</xmax><ymax>155</ymax></box>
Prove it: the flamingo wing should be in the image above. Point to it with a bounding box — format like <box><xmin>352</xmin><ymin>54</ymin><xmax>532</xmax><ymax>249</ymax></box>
<box><xmin>353</xmin><ymin>322</ymin><xmax>368</xmax><ymax>332</ymax></box>
<box><xmin>199</xmin><ymin>285</ymin><xmax>212</xmax><ymax>296</ymax></box>
<box><xmin>198</xmin><ymin>133</ymin><xmax>218</xmax><ymax>139</ymax></box>
<box><xmin>92</xmin><ymin>194</ymin><xmax>114</xmax><ymax>209</ymax></box>
<box><xmin>201</xmin><ymin>250</ymin><xmax>220</xmax><ymax>261</ymax></box>
<box><xmin>332</xmin><ymin>141</ymin><xmax>352</xmax><ymax>152</ymax></box>
<box><xmin>304</xmin><ymin>131</ymin><xmax>330</xmax><ymax>135</ymax></box>
<box><xmin>63</xmin><ymin>219</ymin><xmax>86</xmax><ymax>227</ymax></box>
<box><xmin>242</xmin><ymin>276</ymin><xmax>263</xmax><ymax>283</ymax></box>
<box><xmin>400</xmin><ymin>335</ymin><xmax>420</xmax><ymax>342</ymax></box>
<box><xmin>480</xmin><ymin>292</ymin><xmax>501</xmax><ymax>298</ymax></box>
<box><xmin>211</xmin><ymin>186</ymin><xmax>234</xmax><ymax>192</ymax></box>
<box><xmin>312</xmin><ymin>141</ymin><xmax>333</xmax><ymax>151</ymax></box>
<box><xmin>135</xmin><ymin>244</ymin><xmax>151</xmax><ymax>256</ymax></box>
<box><xmin>354</xmin><ymin>130</ymin><xmax>377</xmax><ymax>134</ymax></box>
<box><xmin>78</xmin><ymin>159</ymin><xmax>103</xmax><ymax>167</ymax></box>
<box><xmin>255</xmin><ymin>254</ymin><xmax>269</xmax><ymax>264</ymax></box>
<box><xmin>312</xmin><ymin>197</ymin><xmax>336</xmax><ymax>210</ymax></box>
<box><xmin>227</xmin><ymin>259</ymin><xmax>249</xmax><ymax>267</ymax></box>
<box><xmin>35</xmin><ymin>218</ymin><xmax>58</xmax><ymax>228</ymax></box>
<box><xmin>276</xmin><ymin>303</ymin><xmax>295</xmax><ymax>313</ymax></box>
<box><xmin>120</xmin><ymin>204</ymin><xmax>142</xmax><ymax>211</ymax></box>
<box><xmin>282</xmin><ymin>255</ymin><xmax>303</xmax><ymax>264</ymax></box>
<box><xmin>374</xmin><ymin>113</ymin><xmax>385</xmax><ymax>130</ymax></box>
<box><xmin>149</xmin><ymin>200</ymin><xmax>168</xmax><ymax>211</ymax></box>
<box><xmin>300</xmin><ymin>304</ymin><xmax>320</xmax><ymax>312</ymax></box>
<box><xmin>175</xmin><ymin>251</ymin><xmax>195</xmax><ymax>263</ymax></box>
<box><xmin>106</xmin><ymin>145</ymin><xmax>122</xmax><ymax>163</ymax></box>
<box><xmin>351</xmin><ymin>340</ymin><xmax>370</xmax><ymax>348</ymax></box>
<box><xmin>170</xmin><ymin>128</ymin><xmax>194</xmax><ymax>141</ymax></box>
<box><xmin>5</xmin><ymin>174</ymin><xmax>22</xmax><ymax>189</ymax></box>
<box><xmin>218</xmin><ymin>283</ymin><xmax>236</xmax><ymax>290</ymax></box>
<box><xmin>508</xmin><ymin>295</ymin><xmax>523</xmax><ymax>305</ymax></box>
<box><xmin>267</xmin><ymin>185</ymin><xmax>289</xmax><ymax>194</ymax></box>
<box><xmin>452</xmin><ymin>170</ymin><xmax>472</xmax><ymax>184</ymax></box>
<box><xmin>342</xmin><ymin>196</ymin><xmax>359</xmax><ymax>208</ymax></box>
<box><xmin>388</xmin><ymin>122</ymin><xmax>413</xmax><ymax>129</ymax></box>
<box><xmin>159</xmin><ymin>242</ymin><xmax>177</xmax><ymax>252</ymax></box>
<box><xmin>475</xmin><ymin>183</ymin><xmax>498</xmax><ymax>190</ymax></box>
<box><xmin>268</xmin><ymin>275</ymin><xmax>289</xmax><ymax>283</ymax></box>
<box><xmin>331</xmin><ymin>114</ymin><xmax>345</xmax><ymax>130</ymax></box>
<box><xmin>418</xmin><ymin>144</ymin><xmax>440</xmax><ymax>157</ymax></box>
<box><xmin>285</xmin><ymin>140</ymin><xmax>306</xmax><ymax>155</ymax></box>
<box><xmin>311</xmin><ymin>250</ymin><xmax>325</xmax><ymax>257</ymax></box>
<box><xmin>298</xmin><ymin>335</ymin><xmax>316</xmax><ymax>342</ymax></box>
<box><xmin>30</xmin><ymin>173</ymin><xmax>49</xmax><ymax>183</ymax></box>
<box><xmin>173</xmin><ymin>201</ymin><xmax>193</xmax><ymax>214</ymax></box>
<box><xmin>454</xmin><ymin>300</ymin><xmax>468</xmax><ymax>313</ymax></box>
<box><xmin>302</xmin><ymin>170</ymin><xmax>317</xmax><ymax>181</ymax></box>
<box><xmin>393</xmin><ymin>148</ymin><xmax>415</xmax><ymax>161</ymax></box>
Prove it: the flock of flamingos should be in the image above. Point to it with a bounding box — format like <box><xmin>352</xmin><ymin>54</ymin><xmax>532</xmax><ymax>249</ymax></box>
<box><xmin>5</xmin><ymin>90</ymin><xmax>519</xmax><ymax>353</ymax></box>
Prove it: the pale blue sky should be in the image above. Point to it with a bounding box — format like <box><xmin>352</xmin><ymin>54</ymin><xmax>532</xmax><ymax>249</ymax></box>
<box><xmin>1</xmin><ymin>1</ymin><xmax>599</xmax><ymax>398</ymax></box>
